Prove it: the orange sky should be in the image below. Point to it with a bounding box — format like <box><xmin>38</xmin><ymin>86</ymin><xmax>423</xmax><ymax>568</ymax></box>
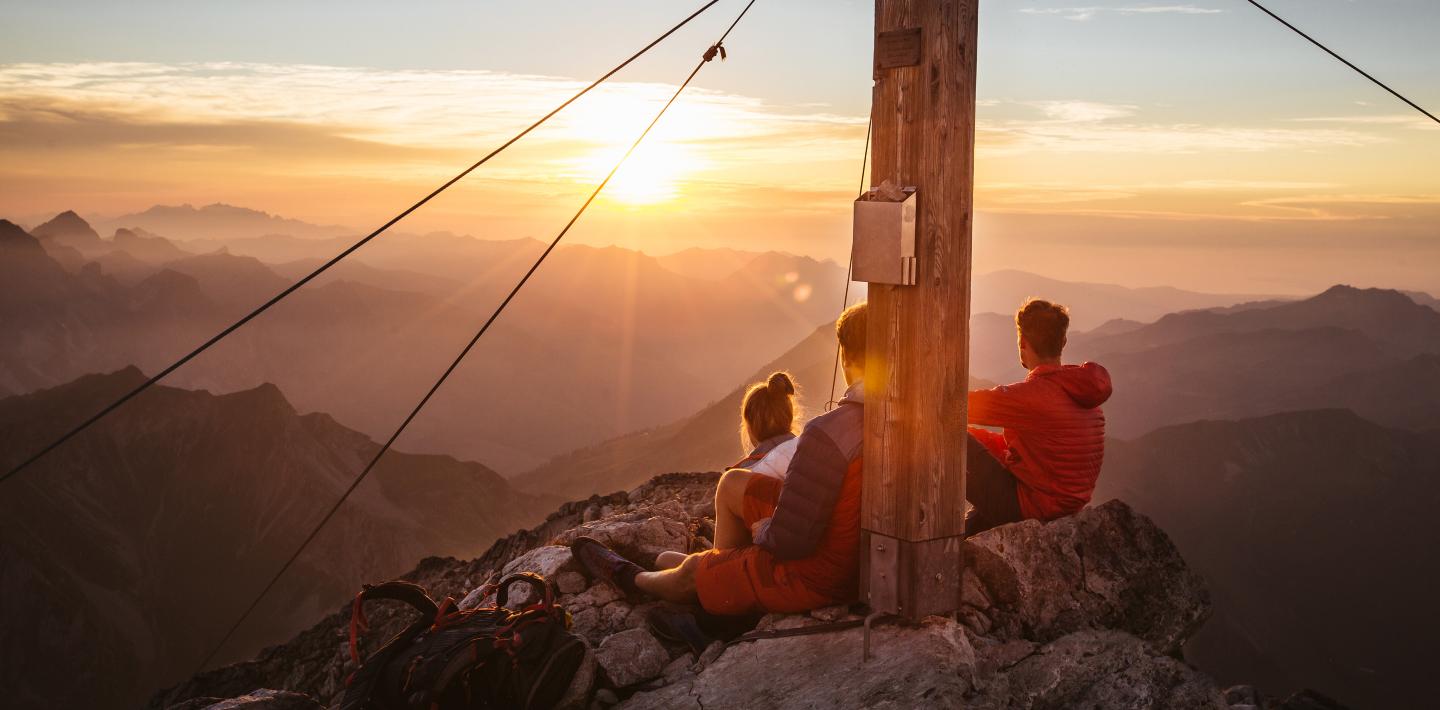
<box><xmin>2</xmin><ymin>2</ymin><xmax>1437</xmax><ymax>294</ymax></box>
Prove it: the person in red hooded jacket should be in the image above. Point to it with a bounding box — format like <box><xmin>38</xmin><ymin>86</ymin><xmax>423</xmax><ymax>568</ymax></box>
<box><xmin>964</xmin><ymin>298</ymin><xmax>1113</xmax><ymax>535</ymax></box>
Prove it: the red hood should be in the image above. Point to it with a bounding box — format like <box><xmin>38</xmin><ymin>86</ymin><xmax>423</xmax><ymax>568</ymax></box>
<box><xmin>1029</xmin><ymin>362</ymin><xmax>1112</xmax><ymax>409</ymax></box>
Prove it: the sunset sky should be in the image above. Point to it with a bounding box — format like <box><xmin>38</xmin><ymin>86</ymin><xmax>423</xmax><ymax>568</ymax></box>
<box><xmin>2</xmin><ymin>0</ymin><xmax>1437</xmax><ymax>293</ymax></box>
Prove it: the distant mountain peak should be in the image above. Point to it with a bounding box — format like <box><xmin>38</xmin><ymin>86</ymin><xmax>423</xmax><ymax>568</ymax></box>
<box><xmin>61</xmin><ymin>365</ymin><xmax>151</xmax><ymax>393</ymax></box>
<box><xmin>1316</xmin><ymin>283</ymin><xmax>1362</xmax><ymax>298</ymax></box>
<box><xmin>222</xmin><ymin>381</ymin><xmax>297</xmax><ymax>416</ymax></box>
<box><xmin>111</xmin><ymin>364</ymin><xmax>148</xmax><ymax>383</ymax></box>
<box><xmin>0</xmin><ymin>218</ymin><xmax>43</xmax><ymax>251</ymax></box>
<box><xmin>32</xmin><ymin>210</ymin><xmax>101</xmax><ymax>246</ymax></box>
<box><xmin>111</xmin><ymin>227</ymin><xmax>190</xmax><ymax>263</ymax></box>
<box><xmin>38</xmin><ymin>210</ymin><xmax>91</xmax><ymax>228</ymax></box>
<box><xmin>1315</xmin><ymin>283</ymin><xmax>1405</xmax><ymax>301</ymax></box>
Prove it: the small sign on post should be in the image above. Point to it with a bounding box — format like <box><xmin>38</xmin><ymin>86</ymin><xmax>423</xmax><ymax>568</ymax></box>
<box><xmin>875</xmin><ymin>27</ymin><xmax>923</xmax><ymax>70</ymax></box>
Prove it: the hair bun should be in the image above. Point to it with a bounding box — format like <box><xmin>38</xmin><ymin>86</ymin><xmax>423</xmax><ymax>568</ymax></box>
<box><xmin>767</xmin><ymin>371</ymin><xmax>796</xmax><ymax>396</ymax></box>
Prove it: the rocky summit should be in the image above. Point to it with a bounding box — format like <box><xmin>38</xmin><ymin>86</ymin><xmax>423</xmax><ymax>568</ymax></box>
<box><xmin>150</xmin><ymin>473</ymin><xmax>1344</xmax><ymax>710</ymax></box>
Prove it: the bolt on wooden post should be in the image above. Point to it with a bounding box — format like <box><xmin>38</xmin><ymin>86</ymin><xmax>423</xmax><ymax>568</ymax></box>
<box><xmin>857</xmin><ymin>0</ymin><xmax>978</xmax><ymax>621</ymax></box>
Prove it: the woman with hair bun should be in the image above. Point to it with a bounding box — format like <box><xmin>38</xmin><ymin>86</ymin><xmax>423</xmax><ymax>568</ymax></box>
<box><xmin>732</xmin><ymin>371</ymin><xmax>801</xmax><ymax>479</ymax></box>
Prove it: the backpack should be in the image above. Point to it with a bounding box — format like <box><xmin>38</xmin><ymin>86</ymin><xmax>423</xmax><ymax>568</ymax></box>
<box><xmin>340</xmin><ymin>573</ymin><xmax>587</xmax><ymax>710</ymax></box>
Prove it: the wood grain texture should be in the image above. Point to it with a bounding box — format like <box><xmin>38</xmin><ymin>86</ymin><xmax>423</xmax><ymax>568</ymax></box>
<box><xmin>862</xmin><ymin>0</ymin><xmax>976</xmax><ymax>545</ymax></box>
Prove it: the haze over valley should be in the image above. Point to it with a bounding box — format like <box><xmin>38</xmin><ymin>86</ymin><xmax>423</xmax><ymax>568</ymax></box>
<box><xmin>4</xmin><ymin>202</ymin><xmax>1438</xmax><ymax>710</ymax></box>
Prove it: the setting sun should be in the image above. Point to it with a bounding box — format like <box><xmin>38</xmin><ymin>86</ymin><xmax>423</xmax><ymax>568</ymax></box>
<box><xmin>589</xmin><ymin>140</ymin><xmax>697</xmax><ymax>206</ymax></box>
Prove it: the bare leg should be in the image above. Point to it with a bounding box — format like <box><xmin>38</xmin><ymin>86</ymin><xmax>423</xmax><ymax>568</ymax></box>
<box><xmin>713</xmin><ymin>469</ymin><xmax>756</xmax><ymax>550</ymax></box>
<box><xmin>654</xmin><ymin>550</ymin><xmax>687</xmax><ymax>570</ymax></box>
<box><xmin>633</xmin><ymin>554</ymin><xmax>702</xmax><ymax>603</ymax></box>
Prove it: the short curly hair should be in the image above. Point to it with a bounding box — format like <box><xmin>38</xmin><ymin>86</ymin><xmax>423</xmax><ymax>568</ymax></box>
<box><xmin>837</xmin><ymin>301</ymin><xmax>868</xmax><ymax>368</ymax></box>
<box><xmin>1016</xmin><ymin>298</ymin><xmax>1069</xmax><ymax>358</ymax></box>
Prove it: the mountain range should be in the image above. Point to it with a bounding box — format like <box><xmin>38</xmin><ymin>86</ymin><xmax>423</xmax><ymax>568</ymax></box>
<box><xmin>101</xmin><ymin>203</ymin><xmax>354</xmax><ymax>241</ymax></box>
<box><xmin>0</xmin><ymin>369</ymin><xmax>558</xmax><ymax>710</ymax></box>
<box><xmin>9</xmin><ymin>208</ymin><xmax>1438</xmax><ymax>477</ymax></box>
<box><xmin>523</xmin><ymin>283</ymin><xmax>1440</xmax><ymax>502</ymax></box>
<box><xmin>1067</xmin><ymin>284</ymin><xmax>1440</xmax><ymax>437</ymax></box>
<box><xmin>6</xmin><ymin>207</ymin><xmax>1301</xmax><ymax>473</ymax></box>
<box><xmin>6</xmin><ymin>203</ymin><xmax>1440</xmax><ymax>709</ymax></box>
<box><xmin>971</xmin><ymin>269</ymin><xmax>1270</xmax><ymax>330</ymax></box>
<box><xmin>1096</xmin><ymin>409</ymin><xmax>1440</xmax><ymax>709</ymax></box>
<box><xmin>3</xmin><ymin>214</ymin><xmax>850</xmax><ymax>472</ymax></box>
<box><xmin>516</xmin><ymin>320</ymin><xmax>995</xmax><ymax>500</ymax></box>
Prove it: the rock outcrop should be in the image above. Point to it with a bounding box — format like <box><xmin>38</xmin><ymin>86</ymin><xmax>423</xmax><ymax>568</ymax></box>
<box><xmin>960</xmin><ymin>499</ymin><xmax>1210</xmax><ymax>654</ymax></box>
<box><xmin>151</xmin><ymin>473</ymin><xmax>1344</xmax><ymax>710</ymax></box>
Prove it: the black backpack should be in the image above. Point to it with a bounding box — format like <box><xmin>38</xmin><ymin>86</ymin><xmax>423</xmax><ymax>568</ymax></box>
<box><xmin>341</xmin><ymin>573</ymin><xmax>587</xmax><ymax>710</ymax></box>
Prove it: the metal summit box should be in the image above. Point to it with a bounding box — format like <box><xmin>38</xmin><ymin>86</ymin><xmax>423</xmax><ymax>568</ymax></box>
<box><xmin>852</xmin><ymin>185</ymin><xmax>917</xmax><ymax>286</ymax></box>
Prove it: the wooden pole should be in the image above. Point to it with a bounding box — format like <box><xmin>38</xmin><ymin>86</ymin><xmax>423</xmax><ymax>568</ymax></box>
<box><xmin>860</xmin><ymin>0</ymin><xmax>977</xmax><ymax>621</ymax></box>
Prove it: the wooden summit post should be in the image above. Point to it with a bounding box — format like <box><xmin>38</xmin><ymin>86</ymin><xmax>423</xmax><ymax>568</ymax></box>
<box><xmin>860</xmin><ymin>0</ymin><xmax>977</xmax><ymax>621</ymax></box>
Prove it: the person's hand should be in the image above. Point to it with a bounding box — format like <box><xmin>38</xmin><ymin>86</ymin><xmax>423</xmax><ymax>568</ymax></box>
<box><xmin>750</xmin><ymin>518</ymin><xmax>769</xmax><ymax>540</ymax></box>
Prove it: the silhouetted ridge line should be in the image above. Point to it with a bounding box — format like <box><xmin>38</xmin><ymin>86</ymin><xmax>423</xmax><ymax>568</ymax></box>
<box><xmin>0</xmin><ymin>0</ymin><xmax>725</xmax><ymax>487</ymax></box>
<box><xmin>192</xmin><ymin>0</ymin><xmax>761</xmax><ymax>675</ymax></box>
<box><xmin>1244</xmin><ymin>0</ymin><xmax>1439</xmax><ymax>125</ymax></box>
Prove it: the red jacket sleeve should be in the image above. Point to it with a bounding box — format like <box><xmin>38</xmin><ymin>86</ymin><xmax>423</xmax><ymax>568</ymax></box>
<box><xmin>968</xmin><ymin>383</ymin><xmax>1036</xmax><ymax>430</ymax></box>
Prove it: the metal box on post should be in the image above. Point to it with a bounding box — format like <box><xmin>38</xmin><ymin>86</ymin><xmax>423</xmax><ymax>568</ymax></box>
<box><xmin>852</xmin><ymin>186</ymin><xmax>917</xmax><ymax>286</ymax></box>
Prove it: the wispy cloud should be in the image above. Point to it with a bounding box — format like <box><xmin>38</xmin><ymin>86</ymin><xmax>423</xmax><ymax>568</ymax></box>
<box><xmin>1</xmin><ymin>62</ymin><xmax>1429</xmax><ymax>240</ymax></box>
<box><xmin>1242</xmin><ymin>193</ymin><xmax>1440</xmax><ymax>220</ymax></box>
<box><xmin>979</xmin><ymin>178</ymin><xmax>1346</xmax><ymax>218</ymax></box>
<box><xmin>978</xmin><ymin>99</ymin><xmax>1384</xmax><ymax>156</ymax></box>
<box><xmin>1020</xmin><ymin>4</ymin><xmax>1223</xmax><ymax>21</ymax></box>
<box><xmin>1032</xmin><ymin>100</ymin><xmax>1138</xmax><ymax>122</ymax></box>
<box><xmin>0</xmin><ymin>62</ymin><xmax>865</xmax><ymax>187</ymax></box>
<box><xmin>1290</xmin><ymin>114</ymin><xmax>1440</xmax><ymax>131</ymax></box>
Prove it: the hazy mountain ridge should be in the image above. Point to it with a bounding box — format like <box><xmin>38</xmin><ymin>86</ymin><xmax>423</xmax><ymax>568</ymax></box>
<box><xmin>0</xmin><ymin>369</ymin><xmax>558</xmax><ymax>710</ymax></box>
<box><xmin>1</xmin><ymin>214</ymin><xmax>851</xmax><ymax>472</ymax></box>
<box><xmin>1077</xmin><ymin>284</ymin><xmax>1440</xmax><ymax>359</ymax></box>
<box><xmin>1270</xmin><ymin>352</ymin><xmax>1440</xmax><ymax>430</ymax></box>
<box><xmin>972</xmin><ymin>269</ymin><xmax>1271</xmax><ymax>330</ymax></box>
<box><xmin>1402</xmin><ymin>289</ymin><xmax>1440</xmax><ymax>312</ymax></box>
<box><xmin>103</xmin><ymin>203</ymin><xmax>354</xmax><ymax>241</ymax></box>
<box><xmin>1097</xmin><ymin>409</ymin><xmax>1440</xmax><ymax>708</ymax></box>
<box><xmin>11</xmin><ymin>209</ymin><xmax>1434</xmax><ymax>472</ymax></box>
<box><xmin>1069</xmin><ymin>284</ymin><xmax>1440</xmax><ymax>438</ymax></box>
<box><xmin>31</xmin><ymin>209</ymin><xmax>107</xmax><ymax>255</ymax></box>
<box><xmin>0</xmin><ymin>219</ymin><xmax>217</xmax><ymax>396</ymax></box>
<box><xmin>517</xmin><ymin>322</ymin><xmax>996</xmax><ymax>500</ymax></box>
<box><xmin>514</xmin><ymin>324</ymin><xmax>842</xmax><ymax>499</ymax></box>
<box><xmin>521</xmin><ymin>283</ymin><xmax>1439</xmax><ymax>501</ymax></box>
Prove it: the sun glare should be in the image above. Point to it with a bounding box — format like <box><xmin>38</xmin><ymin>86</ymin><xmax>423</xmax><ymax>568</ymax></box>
<box><xmin>564</xmin><ymin>90</ymin><xmax>716</xmax><ymax>207</ymax></box>
<box><xmin>595</xmin><ymin>141</ymin><xmax>694</xmax><ymax>206</ymax></box>
<box><xmin>601</xmin><ymin>138</ymin><xmax>691</xmax><ymax>203</ymax></box>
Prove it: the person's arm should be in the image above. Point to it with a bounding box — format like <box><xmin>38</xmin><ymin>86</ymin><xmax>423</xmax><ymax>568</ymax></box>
<box><xmin>968</xmin><ymin>426</ymin><xmax>1009</xmax><ymax>460</ymax></box>
<box><xmin>967</xmin><ymin>382</ymin><xmax>1037</xmax><ymax>430</ymax></box>
<box><xmin>751</xmin><ymin>427</ymin><xmax>847</xmax><ymax>560</ymax></box>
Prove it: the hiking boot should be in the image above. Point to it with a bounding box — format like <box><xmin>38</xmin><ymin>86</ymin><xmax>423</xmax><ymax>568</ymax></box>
<box><xmin>646</xmin><ymin>604</ymin><xmax>715</xmax><ymax>656</ymax></box>
<box><xmin>569</xmin><ymin>536</ymin><xmax>644</xmax><ymax>597</ymax></box>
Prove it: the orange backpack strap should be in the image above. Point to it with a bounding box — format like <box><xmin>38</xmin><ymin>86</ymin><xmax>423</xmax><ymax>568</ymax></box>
<box><xmin>496</xmin><ymin>571</ymin><xmax>556</xmax><ymax>611</ymax></box>
<box><xmin>346</xmin><ymin>580</ymin><xmax>439</xmax><ymax>664</ymax></box>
